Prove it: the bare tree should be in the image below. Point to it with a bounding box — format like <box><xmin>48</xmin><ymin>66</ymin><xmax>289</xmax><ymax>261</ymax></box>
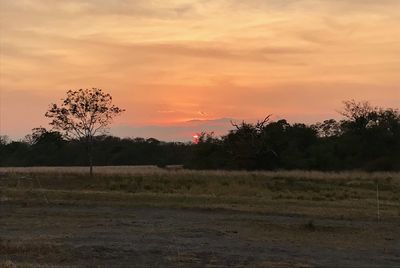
<box><xmin>340</xmin><ymin>100</ymin><xmax>377</xmax><ymax>121</ymax></box>
<box><xmin>45</xmin><ymin>88</ymin><xmax>124</xmax><ymax>176</ymax></box>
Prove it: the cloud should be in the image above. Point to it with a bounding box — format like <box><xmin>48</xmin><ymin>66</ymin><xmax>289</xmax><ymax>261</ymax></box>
<box><xmin>1</xmin><ymin>0</ymin><xmax>399</xmax><ymax>140</ymax></box>
<box><xmin>226</xmin><ymin>0</ymin><xmax>400</xmax><ymax>14</ymax></box>
<box><xmin>1</xmin><ymin>0</ymin><xmax>198</xmax><ymax>19</ymax></box>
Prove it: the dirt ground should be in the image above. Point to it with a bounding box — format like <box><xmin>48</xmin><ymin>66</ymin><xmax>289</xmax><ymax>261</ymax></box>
<box><xmin>1</xmin><ymin>202</ymin><xmax>399</xmax><ymax>267</ymax></box>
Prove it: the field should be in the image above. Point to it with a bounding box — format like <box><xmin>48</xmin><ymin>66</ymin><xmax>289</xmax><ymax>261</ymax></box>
<box><xmin>0</xmin><ymin>166</ymin><xmax>399</xmax><ymax>267</ymax></box>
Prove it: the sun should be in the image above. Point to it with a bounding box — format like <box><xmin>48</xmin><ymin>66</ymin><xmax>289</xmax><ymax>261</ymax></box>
<box><xmin>193</xmin><ymin>134</ymin><xmax>200</xmax><ymax>144</ymax></box>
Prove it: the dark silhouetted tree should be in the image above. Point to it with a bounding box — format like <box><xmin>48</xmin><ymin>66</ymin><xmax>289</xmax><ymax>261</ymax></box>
<box><xmin>45</xmin><ymin>88</ymin><xmax>124</xmax><ymax>175</ymax></box>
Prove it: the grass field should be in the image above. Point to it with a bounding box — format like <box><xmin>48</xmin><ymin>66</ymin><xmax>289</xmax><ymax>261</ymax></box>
<box><xmin>1</xmin><ymin>166</ymin><xmax>399</xmax><ymax>267</ymax></box>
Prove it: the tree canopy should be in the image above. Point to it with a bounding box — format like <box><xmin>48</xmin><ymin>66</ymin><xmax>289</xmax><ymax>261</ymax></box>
<box><xmin>45</xmin><ymin>88</ymin><xmax>124</xmax><ymax>175</ymax></box>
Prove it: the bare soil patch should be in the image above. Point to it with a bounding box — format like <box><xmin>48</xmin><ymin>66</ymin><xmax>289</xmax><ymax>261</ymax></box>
<box><xmin>1</xmin><ymin>203</ymin><xmax>399</xmax><ymax>267</ymax></box>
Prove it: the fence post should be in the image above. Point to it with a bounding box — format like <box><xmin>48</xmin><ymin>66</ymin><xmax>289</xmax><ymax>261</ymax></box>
<box><xmin>376</xmin><ymin>181</ymin><xmax>380</xmax><ymax>222</ymax></box>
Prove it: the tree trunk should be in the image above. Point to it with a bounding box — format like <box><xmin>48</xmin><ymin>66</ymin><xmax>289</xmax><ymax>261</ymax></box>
<box><xmin>87</xmin><ymin>136</ymin><xmax>94</xmax><ymax>177</ymax></box>
<box><xmin>89</xmin><ymin>152</ymin><xmax>93</xmax><ymax>177</ymax></box>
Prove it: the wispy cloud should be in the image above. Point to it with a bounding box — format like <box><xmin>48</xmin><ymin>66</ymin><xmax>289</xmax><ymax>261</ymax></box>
<box><xmin>1</xmin><ymin>0</ymin><xmax>399</xmax><ymax>139</ymax></box>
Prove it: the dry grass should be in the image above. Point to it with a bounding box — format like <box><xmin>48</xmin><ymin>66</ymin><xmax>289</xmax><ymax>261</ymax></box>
<box><xmin>1</xmin><ymin>167</ymin><xmax>399</xmax><ymax>219</ymax></box>
<box><xmin>1</xmin><ymin>168</ymin><xmax>399</xmax><ymax>202</ymax></box>
<box><xmin>1</xmin><ymin>165</ymin><xmax>398</xmax><ymax>180</ymax></box>
<box><xmin>0</xmin><ymin>260</ymin><xmax>17</xmax><ymax>268</ymax></box>
<box><xmin>0</xmin><ymin>165</ymin><xmax>162</xmax><ymax>175</ymax></box>
<box><xmin>1</xmin><ymin>168</ymin><xmax>399</xmax><ymax>267</ymax></box>
<box><xmin>0</xmin><ymin>240</ymin><xmax>58</xmax><ymax>255</ymax></box>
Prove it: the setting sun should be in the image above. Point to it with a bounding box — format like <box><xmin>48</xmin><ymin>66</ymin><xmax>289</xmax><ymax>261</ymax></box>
<box><xmin>193</xmin><ymin>134</ymin><xmax>200</xmax><ymax>144</ymax></box>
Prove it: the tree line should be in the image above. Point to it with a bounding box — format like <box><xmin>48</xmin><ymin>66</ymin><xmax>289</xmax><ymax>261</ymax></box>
<box><xmin>189</xmin><ymin>100</ymin><xmax>400</xmax><ymax>171</ymax></box>
<box><xmin>1</xmin><ymin>99</ymin><xmax>399</xmax><ymax>171</ymax></box>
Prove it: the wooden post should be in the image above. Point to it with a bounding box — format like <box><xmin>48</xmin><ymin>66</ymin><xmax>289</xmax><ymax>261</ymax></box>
<box><xmin>376</xmin><ymin>181</ymin><xmax>380</xmax><ymax>222</ymax></box>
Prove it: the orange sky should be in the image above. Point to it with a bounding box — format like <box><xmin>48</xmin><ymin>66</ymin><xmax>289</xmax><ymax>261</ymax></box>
<box><xmin>1</xmin><ymin>0</ymin><xmax>399</xmax><ymax>140</ymax></box>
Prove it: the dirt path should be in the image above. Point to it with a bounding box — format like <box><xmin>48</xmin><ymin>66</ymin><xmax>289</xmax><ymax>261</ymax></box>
<box><xmin>1</xmin><ymin>203</ymin><xmax>399</xmax><ymax>267</ymax></box>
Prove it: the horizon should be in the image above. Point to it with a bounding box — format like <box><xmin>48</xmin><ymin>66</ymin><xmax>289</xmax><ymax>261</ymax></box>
<box><xmin>0</xmin><ymin>106</ymin><xmax>396</xmax><ymax>142</ymax></box>
<box><xmin>0</xmin><ymin>114</ymin><xmax>344</xmax><ymax>142</ymax></box>
<box><xmin>1</xmin><ymin>0</ymin><xmax>399</xmax><ymax>141</ymax></box>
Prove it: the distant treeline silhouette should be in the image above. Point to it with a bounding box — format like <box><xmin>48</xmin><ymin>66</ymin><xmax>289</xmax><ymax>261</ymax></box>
<box><xmin>1</xmin><ymin>100</ymin><xmax>399</xmax><ymax>171</ymax></box>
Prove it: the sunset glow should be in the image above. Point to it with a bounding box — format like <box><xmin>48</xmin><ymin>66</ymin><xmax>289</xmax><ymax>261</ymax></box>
<box><xmin>193</xmin><ymin>134</ymin><xmax>200</xmax><ymax>144</ymax></box>
<box><xmin>1</xmin><ymin>0</ymin><xmax>399</xmax><ymax>140</ymax></box>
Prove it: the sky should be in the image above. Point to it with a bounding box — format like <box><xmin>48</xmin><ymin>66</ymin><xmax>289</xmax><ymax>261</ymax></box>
<box><xmin>0</xmin><ymin>0</ymin><xmax>399</xmax><ymax>141</ymax></box>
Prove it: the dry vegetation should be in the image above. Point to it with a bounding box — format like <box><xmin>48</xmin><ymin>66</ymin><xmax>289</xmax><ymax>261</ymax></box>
<box><xmin>0</xmin><ymin>167</ymin><xmax>399</xmax><ymax>267</ymax></box>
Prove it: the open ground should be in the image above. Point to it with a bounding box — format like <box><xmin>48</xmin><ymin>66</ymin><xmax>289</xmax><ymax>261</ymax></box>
<box><xmin>1</xmin><ymin>167</ymin><xmax>399</xmax><ymax>267</ymax></box>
